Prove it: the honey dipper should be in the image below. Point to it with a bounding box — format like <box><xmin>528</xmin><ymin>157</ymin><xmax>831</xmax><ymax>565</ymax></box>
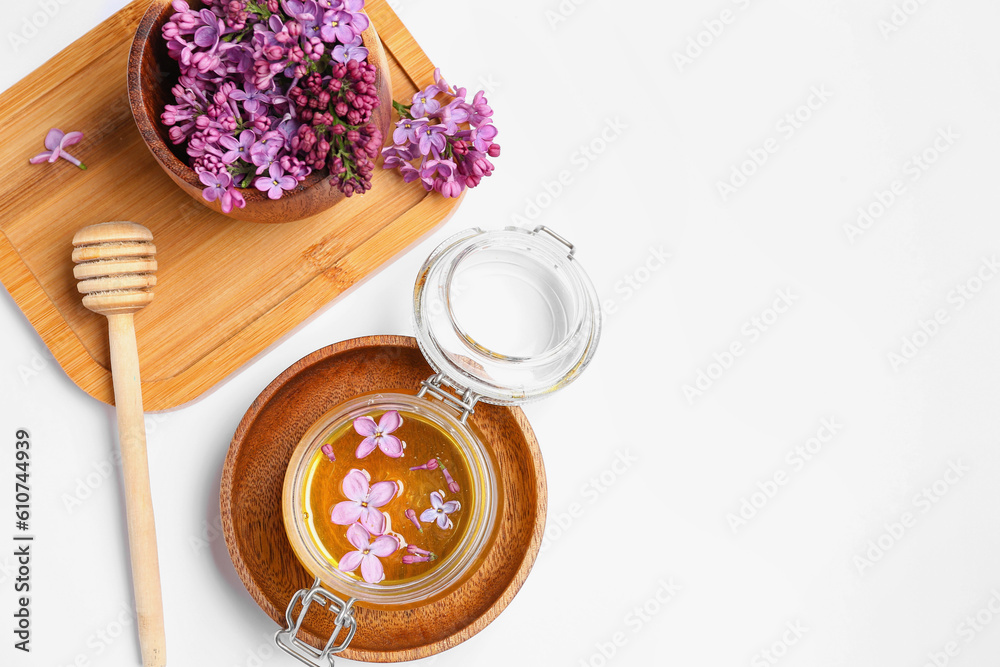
<box><xmin>72</xmin><ymin>222</ymin><xmax>165</xmax><ymax>667</ymax></box>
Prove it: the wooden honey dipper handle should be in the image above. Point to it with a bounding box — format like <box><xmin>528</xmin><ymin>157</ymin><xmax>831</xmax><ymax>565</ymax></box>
<box><xmin>72</xmin><ymin>222</ymin><xmax>165</xmax><ymax>667</ymax></box>
<box><xmin>108</xmin><ymin>312</ymin><xmax>166</xmax><ymax>667</ymax></box>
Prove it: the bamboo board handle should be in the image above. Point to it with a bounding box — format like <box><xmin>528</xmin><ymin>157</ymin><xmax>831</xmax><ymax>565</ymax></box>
<box><xmin>109</xmin><ymin>313</ymin><xmax>166</xmax><ymax>667</ymax></box>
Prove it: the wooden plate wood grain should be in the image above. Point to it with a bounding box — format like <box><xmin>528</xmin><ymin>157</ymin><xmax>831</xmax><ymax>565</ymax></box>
<box><xmin>220</xmin><ymin>336</ymin><xmax>547</xmax><ymax>662</ymax></box>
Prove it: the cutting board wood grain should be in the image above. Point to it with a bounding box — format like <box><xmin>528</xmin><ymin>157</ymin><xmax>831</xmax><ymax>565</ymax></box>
<box><xmin>0</xmin><ymin>0</ymin><xmax>460</xmax><ymax>410</ymax></box>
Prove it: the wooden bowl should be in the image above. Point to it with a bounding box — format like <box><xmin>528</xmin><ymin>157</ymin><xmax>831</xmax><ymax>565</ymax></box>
<box><xmin>127</xmin><ymin>1</ymin><xmax>393</xmax><ymax>224</ymax></box>
<box><xmin>221</xmin><ymin>336</ymin><xmax>547</xmax><ymax>662</ymax></box>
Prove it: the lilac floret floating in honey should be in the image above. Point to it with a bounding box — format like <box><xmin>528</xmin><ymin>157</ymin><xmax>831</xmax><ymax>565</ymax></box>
<box><xmin>438</xmin><ymin>460</ymin><xmax>461</xmax><ymax>493</ymax></box>
<box><xmin>402</xmin><ymin>544</ymin><xmax>436</xmax><ymax>564</ymax></box>
<box><xmin>420</xmin><ymin>490</ymin><xmax>461</xmax><ymax>530</ymax></box>
<box><xmin>409</xmin><ymin>458</ymin><xmax>438</xmax><ymax>471</ymax></box>
<box><xmin>338</xmin><ymin>523</ymin><xmax>398</xmax><ymax>584</ymax></box>
<box><xmin>404</xmin><ymin>508</ymin><xmax>422</xmax><ymax>532</ymax></box>
<box><xmin>330</xmin><ymin>467</ymin><xmax>397</xmax><ymax>535</ymax></box>
<box><xmin>353</xmin><ymin>410</ymin><xmax>405</xmax><ymax>458</ymax></box>
<box><xmin>304</xmin><ymin>407</ymin><xmax>474</xmax><ymax>586</ymax></box>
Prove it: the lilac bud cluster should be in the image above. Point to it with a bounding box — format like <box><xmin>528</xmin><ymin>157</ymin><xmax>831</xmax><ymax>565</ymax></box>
<box><xmin>287</xmin><ymin>58</ymin><xmax>382</xmax><ymax>196</ymax></box>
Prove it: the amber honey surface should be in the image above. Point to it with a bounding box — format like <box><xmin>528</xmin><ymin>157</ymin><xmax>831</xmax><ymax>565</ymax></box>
<box><xmin>302</xmin><ymin>408</ymin><xmax>475</xmax><ymax>585</ymax></box>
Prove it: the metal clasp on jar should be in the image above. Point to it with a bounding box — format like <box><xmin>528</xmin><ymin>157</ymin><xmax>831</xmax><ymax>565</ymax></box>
<box><xmin>275</xmin><ymin>578</ymin><xmax>357</xmax><ymax>667</ymax></box>
<box><xmin>533</xmin><ymin>224</ymin><xmax>575</xmax><ymax>257</ymax></box>
<box><xmin>418</xmin><ymin>373</ymin><xmax>481</xmax><ymax>423</ymax></box>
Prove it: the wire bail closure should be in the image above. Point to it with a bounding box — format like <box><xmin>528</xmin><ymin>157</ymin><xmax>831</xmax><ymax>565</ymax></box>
<box><xmin>418</xmin><ymin>372</ymin><xmax>481</xmax><ymax>423</ymax></box>
<box><xmin>275</xmin><ymin>578</ymin><xmax>357</xmax><ymax>667</ymax></box>
<box><xmin>533</xmin><ymin>224</ymin><xmax>575</xmax><ymax>257</ymax></box>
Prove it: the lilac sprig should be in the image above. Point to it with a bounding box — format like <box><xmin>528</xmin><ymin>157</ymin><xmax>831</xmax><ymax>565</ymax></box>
<box><xmin>381</xmin><ymin>69</ymin><xmax>500</xmax><ymax>198</ymax></box>
<box><xmin>158</xmin><ymin>0</ymin><xmax>378</xmax><ymax>210</ymax></box>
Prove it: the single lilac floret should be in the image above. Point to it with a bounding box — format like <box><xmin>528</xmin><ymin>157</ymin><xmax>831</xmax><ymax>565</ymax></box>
<box><xmin>219</xmin><ymin>129</ymin><xmax>256</xmax><ymax>164</ymax></box>
<box><xmin>254</xmin><ymin>163</ymin><xmax>297</xmax><ymax>199</ymax></box>
<box><xmin>419</xmin><ymin>490</ymin><xmax>461</xmax><ymax>530</ymax></box>
<box><xmin>29</xmin><ymin>128</ymin><xmax>87</xmax><ymax>170</ymax></box>
<box><xmin>332</xmin><ymin>38</ymin><xmax>368</xmax><ymax>63</ymax></box>
<box><xmin>230</xmin><ymin>82</ymin><xmax>268</xmax><ymax>115</ymax></box>
<box><xmin>353</xmin><ymin>411</ymin><xmax>405</xmax><ymax>458</ymax></box>
<box><xmin>330</xmin><ymin>468</ymin><xmax>397</xmax><ymax>535</ymax></box>
<box><xmin>338</xmin><ymin>523</ymin><xmax>398</xmax><ymax>584</ymax></box>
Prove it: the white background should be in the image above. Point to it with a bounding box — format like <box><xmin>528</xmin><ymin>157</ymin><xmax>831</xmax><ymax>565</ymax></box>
<box><xmin>3</xmin><ymin>0</ymin><xmax>1000</xmax><ymax>666</ymax></box>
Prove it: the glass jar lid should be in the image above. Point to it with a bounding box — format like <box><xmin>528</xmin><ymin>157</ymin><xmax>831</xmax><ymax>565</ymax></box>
<box><xmin>413</xmin><ymin>226</ymin><xmax>601</xmax><ymax>406</ymax></box>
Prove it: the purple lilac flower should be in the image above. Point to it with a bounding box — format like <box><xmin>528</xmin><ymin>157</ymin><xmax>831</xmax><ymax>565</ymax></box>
<box><xmin>472</xmin><ymin>123</ymin><xmax>498</xmax><ymax>152</ymax></box>
<box><xmin>226</xmin><ymin>43</ymin><xmax>255</xmax><ymax>75</ymax></box>
<box><xmin>330</xmin><ymin>468</ymin><xmax>397</xmax><ymax>535</ymax></box>
<box><xmin>290</xmin><ymin>0</ymin><xmax>324</xmax><ymax>41</ymax></box>
<box><xmin>255</xmin><ymin>130</ymin><xmax>284</xmax><ymax>156</ymax></box>
<box><xmin>338</xmin><ymin>523</ymin><xmax>397</xmax><ymax>583</ymax></box>
<box><xmin>188</xmin><ymin>9</ymin><xmax>228</xmax><ymax>73</ymax></box>
<box><xmin>402</xmin><ymin>554</ymin><xmax>431</xmax><ymax>564</ymax></box>
<box><xmin>331</xmin><ymin>37</ymin><xmax>368</xmax><ymax>63</ymax></box>
<box><xmin>281</xmin><ymin>0</ymin><xmax>319</xmax><ymax>22</ymax></box>
<box><xmin>200</xmin><ymin>170</ymin><xmax>230</xmax><ymax>200</ymax></box>
<box><xmin>199</xmin><ymin>170</ymin><xmax>245</xmax><ymax>214</ymax></box>
<box><xmin>403</xmin><ymin>544</ymin><xmax>436</xmax><ymax>563</ymax></box>
<box><xmin>249</xmin><ymin>114</ymin><xmax>270</xmax><ymax>133</ymax></box>
<box><xmin>193</xmin><ymin>9</ymin><xmax>223</xmax><ymax>49</ymax></box>
<box><xmin>419</xmin><ymin>490</ymin><xmax>460</xmax><ymax>530</ymax></box>
<box><xmin>433</xmin><ymin>68</ymin><xmax>466</xmax><ymax>99</ymax></box>
<box><xmin>279</xmin><ymin>155</ymin><xmax>310</xmax><ymax>180</ymax></box>
<box><xmin>269</xmin><ymin>89</ymin><xmax>292</xmax><ymax>114</ymax></box>
<box><xmin>230</xmin><ymin>82</ymin><xmax>267</xmax><ymax>114</ymax></box>
<box><xmin>417</xmin><ymin>125</ymin><xmax>447</xmax><ymax>156</ymax></box>
<box><xmin>469</xmin><ymin>90</ymin><xmax>493</xmax><ymax>124</ymax></box>
<box><xmin>160</xmin><ymin>0</ymin><xmax>381</xmax><ymax>204</ymax></box>
<box><xmin>254</xmin><ymin>163</ymin><xmax>297</xmax><ymax>199</ymax></box>
<box><xmin>381</xmin><ymin>146</ymin><xmax>416</xmax><ymax>173</ymax></box>
<box><xmin>352</xmin><ymin>411</ymin><xmax>404</xmax><ymax>459</ymax></box>
<box><xmin>251</xmin><ymin>146</ymin><xmax>279</xmax><ymax>174</ymax></box>
<box><xmin>320</xmin><ymin>9</ymin><xmax>366</xmax><ymax>43</ymax></box>
<box><xmin>422</xmin><ymin>159</ymin><xmax>461</xmax><ymax>198</ymax></box>
<box><xmin>439</xmin><ymin>460</ymin><xmax>461</xmax><ymax>493</ymax></box>
<box><xmin>381</xmin><ymin>69</ymin><xmax>501</xmax><ymax>198</ymax></box>
<box><xmin>275</xmin><ymin>116</ymin><xmax>300</xmax><ymax>148</ymax></box>
<box><xmin>406</xmin><ymin>544</ymin><xmax>434</xmax><ymax>557</ymax></box>
<box><xmin>219</xmin><ymin>129</ymin><xmax>256</xmax><ymax>164</ymax></box>
<box><xmin>29</xmin><ymin>128</ymin><xmax>87</xmax><ymax>169</ymax></box>
<box><xmin>410</xmin><ymin>88</ymin><xmax>440</xmax><ymax>118</ymax></box>
<box><xmin>301</xmin><ymin>36</ymin><xmax>325</xmax><ymax>64</ymax></box>
<box><xmin>435</xmin><ymin>100</ymin><xmax>470</xmax><ymax>133</ymax></box>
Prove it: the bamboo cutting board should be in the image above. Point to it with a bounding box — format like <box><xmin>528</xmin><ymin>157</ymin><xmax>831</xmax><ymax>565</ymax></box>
<box><xmin>0</xmin><ymin>0</ymin><xmax>461</xmax><ymax>410</ymax></box>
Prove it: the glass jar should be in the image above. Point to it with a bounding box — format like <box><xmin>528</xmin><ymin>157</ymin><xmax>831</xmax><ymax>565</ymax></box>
<box><xmin>282</xmin><ymin>392</ymin><xmax>499</xmax><ymax>608</ymax></box>
<box><xmin>276</xmin><ymin>226</ymin><xmax>601</xmax><ymax>665</ymax></box>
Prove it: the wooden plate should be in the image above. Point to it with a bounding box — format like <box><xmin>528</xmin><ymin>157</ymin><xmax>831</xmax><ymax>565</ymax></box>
<box><xmin>221</xmin><ymin>336</ymin><xmax>547</xmax><ymax>662</ymax></box>
<box><xmin>0</xmin><ymin>0</ymin><xmax>462</xmax><ymax>410</ymax></box>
